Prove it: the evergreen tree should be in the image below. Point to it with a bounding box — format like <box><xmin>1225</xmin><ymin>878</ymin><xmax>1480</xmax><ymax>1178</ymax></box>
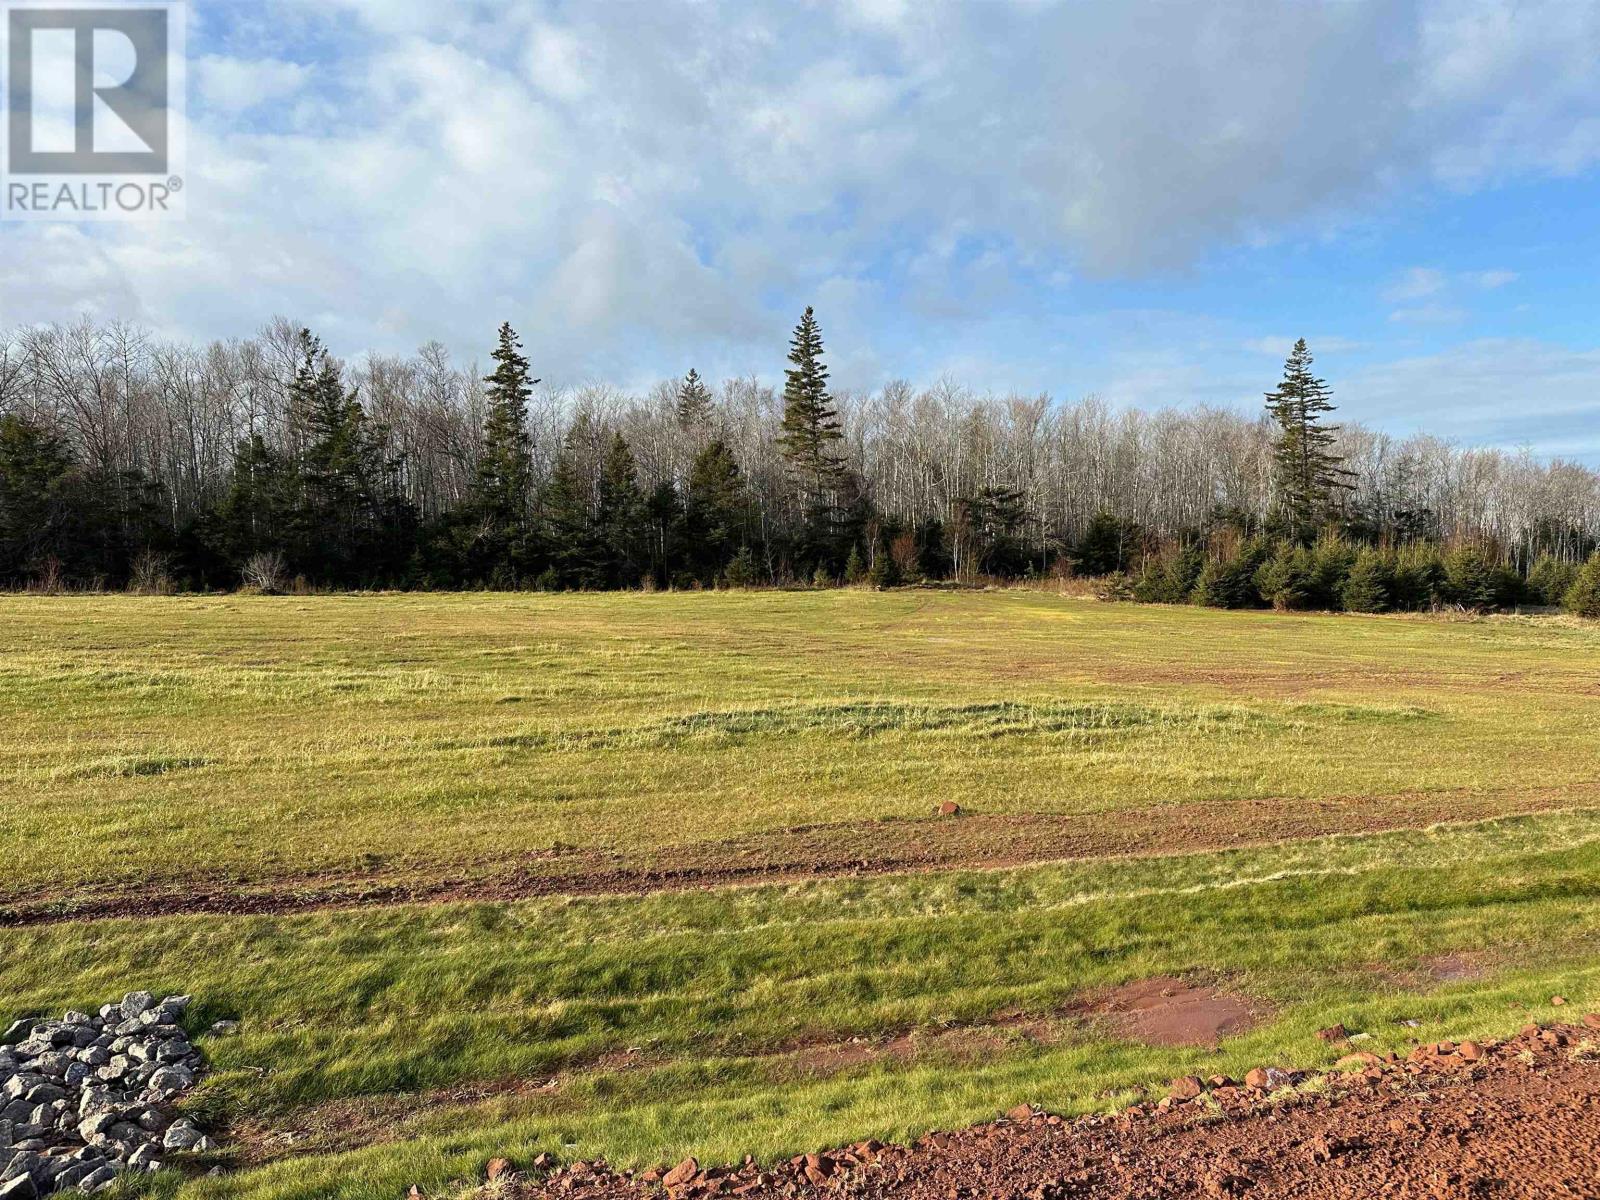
<box><xmin>684</xmin><ymin>438</ymin><xmax>751</xmax><ymax>584</ymax></box>
<box><xmin>284</xmin><ymin>330</ymin><xmax>413</xmax><ymax>583</ymax></box>
<box><xmin>644</xmin><ymin>480</ymin><xmax>683</xmax><ymax>588</ymax></box>
<box><xmin>0</xmin><ymin>414</ymin><xmax>75</xmax><ymax>584</ymax></box>
<box><xmin>867</xmin><ymin>540</ymin><xmax>903</xmax><ymax>589</ymax></box>
<box><xmin>1527</xmin><ymin>555</ymin><xmax>1580</xmax><ymax>607</ymax></box>
<box><xmin>541</xmin><ymin>416</ymin><xmax>603</xmax><ymax>589</ymax></box>
<box><xmin>723</xmin><ymin>545</ymin><xmax>759</xmax><ymax>588</ymax></box>
<box><xmin>1191</xmin><ymin>538</ymin><xmax>1269</xmax><ymax>608</ymax></box>
<box><xmin>675</xmin><ymin>368</ymin><xmax>714</xmax><ymax>430</ymax></box>
<box><xmin>596</xmin><ymin>432</ymin><xmax>646</xmax><ymax>587</ymax></box>
<box><xmin>777</xmin><ymin>307</ymin><xmax>844</xmax><ymax>562</ymax></box>
<box><xmin>1342</xmin><ymin>549</ymin><xmax>1394</xmax><ymax>613</ymax></box>
<box><xmin>1264</xmin><ymin>339</ymin><xmax>1354</xmax><ymax>540</ymax></box>
<box><xmin>1254</xmin><ymin>542</ymin><xmax>1318</xmax><ymax>610</ymax></box>
<box><xmin>956</xmin><ymin>485</ymin><xmax>1028</xmax><ymax>577</ymax></box>
<box><xmin>215</xmin><ymin>434</ymin><xmax>296</xmax><ymax>568</ymax></box>
<box><xmin>472</xmin><ymin>322</ymin><xmax>538</xmax><ymax>537</ymax></box>
<box><xmin>843</xmin><ymin>543</ymin><xmax>866</xmax><ymax>584</ymax></box>
<box><xmin>1564</xmin><ymin>552</ymin><xmax>1600</xmax><ymax>618</ymax></box>
<box><xmin>1074</xmin><ymin>511</ymin><xmax>1140</xmax><ymax>576</ymax></box>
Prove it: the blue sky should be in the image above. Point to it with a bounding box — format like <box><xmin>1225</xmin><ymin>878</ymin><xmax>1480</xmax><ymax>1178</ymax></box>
<box><xmin>4</xmin><ymin>0</ymin><xmax>1600</xmax><ymax>458</ymax></box>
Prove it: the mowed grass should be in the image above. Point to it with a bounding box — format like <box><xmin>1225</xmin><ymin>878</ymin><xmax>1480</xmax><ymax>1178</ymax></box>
<box><xmin>4</xmin><ymin>590</ymin><xmax>1600</xmax><ymax>897</ymax></box>
<box><xmin>3</xmin><ymin>592</ymin><xmax>1600</xmax><ymax>1199</ymax></box>
<box><xmin>2</xmin><ymin>811</ymin><xmax>1599</xmax><ymax>1200</ymax></box>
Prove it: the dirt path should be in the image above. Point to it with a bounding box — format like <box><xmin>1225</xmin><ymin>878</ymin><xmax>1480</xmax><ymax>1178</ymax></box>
<box><xmin>495</xmin><ymin>1020</ymin><xmax>1600</xmax><ymax>1200</ymax></box>
<box><xmin>3</xmin><ymin>790</ymin><xmax>1592</xmax><ymax>928</ymax></box>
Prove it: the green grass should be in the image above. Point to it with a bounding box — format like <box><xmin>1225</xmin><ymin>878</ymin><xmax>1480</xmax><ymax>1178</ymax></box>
<box><xmin>4</xmin><ymin>592</ymin><xmax>1600</xmax><ymax>897</ymax></box>
<box><xmin>2</xmin><ymin>591</ymin><xmax>1599</xmax><ymax>1198</ymax></box>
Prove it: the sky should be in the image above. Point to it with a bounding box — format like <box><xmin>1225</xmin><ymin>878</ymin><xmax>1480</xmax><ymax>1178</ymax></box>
<box><xmin>4</xmin><ymin>0</ymin><xmax>1600</xmax><ymax>458</ymax></box>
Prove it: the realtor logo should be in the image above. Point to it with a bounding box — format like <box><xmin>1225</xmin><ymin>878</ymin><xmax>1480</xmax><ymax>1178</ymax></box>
<box><xmin>2</xmin><ymin>1</ymin><xmax>185</xmax><ymax>219</ymax></box>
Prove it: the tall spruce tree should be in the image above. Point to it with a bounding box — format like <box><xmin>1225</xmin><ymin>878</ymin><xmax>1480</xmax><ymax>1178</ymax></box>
<box><xmin>1265</xmin><ymin>339</ymin><xmax>1353</xmax><ymax>540</ymax></box>
<box><xmin>684</xmin><ymin>437</ymin><xmax>750</xmax><ymax>583</ymax></box>
<box><xmin>285</xmin><ymin>330</ymin><xmax>410</xmax><ymax>583</ymax></box>
<box><xmin>675</xmin><ymin>368</ymin><xmax>714</xmax><ymax>430</ymax></box>
<box><xmin>542</xmin><ymin>415</ymin><xmax>604</xmax><ymax>589</ymax></box>
<box><xmin>596</xmin><ymin>431</ymin><xmax>646</xmax><ymax>587</ymax></box>
<box><xmin>472</xmin><ymin>322</ymin><xmax>538</xmax><ymax>533</ymax></box>
<box><xmin>777</xmin><ymin>306</ymin><xmax>844</xmax><ymax>508</ymax></box>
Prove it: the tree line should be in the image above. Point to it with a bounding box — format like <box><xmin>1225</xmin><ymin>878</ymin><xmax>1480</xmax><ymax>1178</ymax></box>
<box><xmin>2</xmin><ymin>312</ymin><xmax>1600</xmax><ymax>612</ymax></box>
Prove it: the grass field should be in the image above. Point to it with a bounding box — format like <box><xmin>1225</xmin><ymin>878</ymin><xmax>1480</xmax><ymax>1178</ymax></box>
<box><xmin>2</xmin><ymin>591</ymin><xmax>1599</xmax><ymax>1199</ymax></box>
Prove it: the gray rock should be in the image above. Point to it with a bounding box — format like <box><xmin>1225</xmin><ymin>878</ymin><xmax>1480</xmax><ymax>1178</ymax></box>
<box><xmin>77</xmin><ymin>1165</ymin><xmax>116</xmax><ymax>1193</ymax></box>
<box><xmin>126</xmin><ymin>1144</ymin><xmax>159</xmax><ymax>1173</ymax></box>
<box><xmin>134</xmin><ymin>1110</ymin><xmax>168</xmax><ymax>1134</ymax></box>
<box><xmin>20</xmin><ymin>1087</ymin><xmax>62</xmax><ymax>1109</ymax></box>
<box><xmin>0</xmin><ymin>1173</ymin><xmax>37</xmax><ymax>1199</ymax></box>
<box><xmin>161</xmin><ymin>1120</ymin><xmax>203</xmax><ymax>1152</ymax></box>
<box><xmin>75</xmin><ymin>1113</ymin><xmax>115</xmax><ymax>1143</ymax></box>
<box><xmin>0</xmin><ymin>1150</ymin><xmax>40</xmax><ymax>1182</ymax></box>
<box><xmin>144</xmin><ymin>1066</ymin><xmax>191</xmax><ymax>1099</ymax></box>
<box><xmin>0</xmin><ymin>1025</ymin><xmax>34</xmax><ymax>1050</ymax></box>
<box><xmin>117</xmin><ymin>994</ymin><xmax>154</xmax><ymax>1023</ymax></box>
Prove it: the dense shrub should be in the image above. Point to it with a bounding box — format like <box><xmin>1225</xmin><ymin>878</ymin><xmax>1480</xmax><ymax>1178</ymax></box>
<box><xmin>1132</xmin><ymin>544</ymin><xmax>1204</xmax><ymax>603</ymax></box>
<box><xmin>1442</xmin><ymin>545</ymin><xmax>1522</xmax><ymax>610</ymax></box>
<box><xmin>1192</xmin><ymin>538</ymin><xmax>1269</xmax><ymax>608</ymax></box>
<box><xmin>1527</xmin><ymin>555</ymin><xmax>1581</xmax><ymax>606</ymax></box>
<box><xmin>1390</xmin><ymin>544</ymin><xmax>1446</xmax><ymax>611</ymax></box>
<box><xmin>1341</xmin><ymin>549</ymin><xmax>1394</xmax><ymax>613</ymax></box>
<box><xmin>1255</xmin><ymin>543</ymin><xmax>1318</xmax><ymax>610</ymax></box>
<box><xmin>1564</xmin><ymin>552</ymin><xmax>1600</xmax><ymax>618</ymax></box>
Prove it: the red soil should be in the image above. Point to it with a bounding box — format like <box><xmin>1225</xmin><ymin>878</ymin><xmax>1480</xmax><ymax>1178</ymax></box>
<box><xmin>489</xmin><ymin>1020</ymin><xmax>1600</xmax><ymax>1200</ymax></box>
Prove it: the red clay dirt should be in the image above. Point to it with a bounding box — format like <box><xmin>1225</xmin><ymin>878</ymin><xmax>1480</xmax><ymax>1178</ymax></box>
<box><xmin>1089</xmin><ymin>976</ymin><xmax>1259</xmax><ymax>1047</ymax></box>
<box><xmin>488</xmin><ymin>1021</ymin><xmax>1600</xmax><ymax>1200</ymax></box>
<box><xmin>2</xmin><ymin>788</ymin><xmax>1590</xmax><ymax>927</ymax></box>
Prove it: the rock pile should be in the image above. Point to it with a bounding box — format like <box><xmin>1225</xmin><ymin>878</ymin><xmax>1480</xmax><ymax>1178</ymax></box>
<box><xmin>0</xmin><ymin>993</ymin><xmax>211</xmax><ymax>1197</ymax></box>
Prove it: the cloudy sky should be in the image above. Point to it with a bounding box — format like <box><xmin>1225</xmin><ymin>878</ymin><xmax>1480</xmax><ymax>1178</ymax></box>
<box><xmin>5</xmin><ymin>0</ymin><xmax>1600</xmax><ymax>457</ymax></box>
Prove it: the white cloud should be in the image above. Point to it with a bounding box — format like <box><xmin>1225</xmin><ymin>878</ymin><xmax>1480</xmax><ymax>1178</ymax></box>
<box><xmin>2</xmin><ymin>0</ymin><xmax>1599</xmax><ymax>393</ymax></box>
<box><xmin>194</xmin><ymin>55</ymin><xmax>310</xmax><ymax>113</ymax></box>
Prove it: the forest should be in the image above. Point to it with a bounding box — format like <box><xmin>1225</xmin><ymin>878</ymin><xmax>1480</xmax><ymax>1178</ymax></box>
<box><xmin>2</xmin><ymin>308</ymin><xmax>1599</xmax><ymax>614</ymax></box>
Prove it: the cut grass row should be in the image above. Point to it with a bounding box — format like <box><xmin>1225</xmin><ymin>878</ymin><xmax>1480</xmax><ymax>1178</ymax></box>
<box><xmin>4</xmin><ymin>593</ymin><xmax>1600</xmax><ymax>898</ymax></box>
<box><xmin>2</xmin><ymin>810</ymin><xmax>1598</xmax><ymax>1200</ymax></box>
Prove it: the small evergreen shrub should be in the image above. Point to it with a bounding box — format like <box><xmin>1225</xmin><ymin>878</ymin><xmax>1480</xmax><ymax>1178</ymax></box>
<box><xmin>1564</xmin><ymin>552</ymin><xmax>1600</xmax><ymax>618</ymax></box>
<box><xmin>1527</xmin><ymin>555</ymin><xmax>1581</xmax><ymax>607</ymax></box>
<box><xmin>1192</xmin><ymin>539</ymin><xmax>1268</xmax><ymax>608</ymax></box>
<box><xmin>1255</xmin><ymin>543</ymin><xmax>1318</xmax><ymax>610</ymax></box>
<box><xmin>1131</xmin><ymin>544</ymin><xmax>1204</xmax><ymax>603</ymax></box>
<box><xmin>1341</xmin><ymin>549</ymin><xmax>1394</xmax><ymax>613</ymax></box>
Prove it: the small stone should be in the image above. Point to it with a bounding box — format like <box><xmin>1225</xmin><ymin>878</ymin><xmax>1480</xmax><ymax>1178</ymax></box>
<box><xmin>207</xmin><ymin>1020</ymin><xmax>240</xmax><ymax>1039</ymax></box>
<box><xmin>1168</xmin><ymin>1075</ymin><xmax>1204</xmax><ymax>1100</ymax></box>
<box><xmin>663</xmin><ymin>1157</ymin><xmax>700</xmax><ymax>1189</ymax></box>
<box><xmin>1244</xmin><ymin>1067</ymin><xmax>1271</xmax><ymax>1090</ymax></box>
<box><xmin>1551</xmin><ymin>995</ymin><xmax>1567</xmax><ymax>1006</ymax></box>
<box><xmin>162</xmin><ymin>1120</ymin><xmax>205</xmax><ymax>1152</ymax></box>
<box><xmin>936</xmin><ymin>801</ymin><xmax>961</xmax><ymax>817</ymax></box>
<box><xmin>486</xmin><ymin>1157</ymin><xmax>513</xmax><ymax>1181</ymax></box>
<box><xmin>1458</xmin><ymin>1040</ymin><xmax>1484</xmax><ymax>1061</ymax></box>
<box><xmin>1583</xmin><ymin>1013</ymin><xmax>1600</xmax><ymax>1031</ymax></box>
<box><xmin>118</xmin><ymin>993</ymin><xmax>156</xmax><ymax>1022</ymax></box>
<box><xmin>0</xmin><ymin>1023</ymin><xmax>35</xmax><ymax>1048</ymax></box>
<box><xmin>78</xmin><ymin>1165</ymin><xmax>117</xmax><ymax>1192</ymax></box>
<box><xmin>1005</xmin><ymin>1103</ymin><xmax>1034</xmax><ymax>1122</ymax></box>
<box><xmin>1316</xmin><ymin>1023</ymin><xmax>1348</xmax><ymax>1042</ymax></box>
